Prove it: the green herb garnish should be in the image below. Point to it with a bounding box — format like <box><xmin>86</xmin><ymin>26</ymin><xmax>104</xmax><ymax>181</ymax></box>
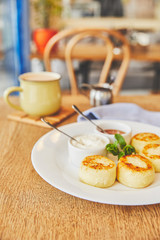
<box><xmin>123</xmin><ymin>145</ymin><xmax>136</xmax><ymax>156</ymax></box>
<box><xmin>115</xmin><ymin>134</ymin><xmax>126</xmax><ymax>149</ymax></box>
<box><xmin>118</xmin><ymin>151</ymin><xmax>125</xmax><ymax>159</ymax></box>
<box><xmin>106</xmin><ymin>143</ymin><xmax>120</xmax><ymax>156</ymax></box>
<box><xmin>106</xmin><ymin>134</ymin><xmax>136</xmax><ymax>160</ymax></box>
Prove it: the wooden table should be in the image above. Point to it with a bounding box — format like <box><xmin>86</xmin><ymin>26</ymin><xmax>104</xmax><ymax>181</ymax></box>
<box><xmin>64</xmin><ymin>17</ymin><xmax>160</xmax><ymax>31</ymax></box>
<box><xmin>31</xmin><ymin>43</ymin><xmax>160</xmax><ymax>63</ymax></box>
<box><xmin>1</xmin><ymin>94</ymin><xmax>160</xmax><ymax>239</ymax></box>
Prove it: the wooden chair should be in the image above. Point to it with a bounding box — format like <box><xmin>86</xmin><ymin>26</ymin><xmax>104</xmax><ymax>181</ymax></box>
<box><xmin>44</xmin><ymin>28</ymin><xmax>130</xmax><ymax>96</ymax></box>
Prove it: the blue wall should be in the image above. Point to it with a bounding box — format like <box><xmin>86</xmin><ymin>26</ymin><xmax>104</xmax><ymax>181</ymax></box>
<box><xmin>3</xmin><ymin>0</ymin><xmax>30</xmax><ymax>85</ymax></box>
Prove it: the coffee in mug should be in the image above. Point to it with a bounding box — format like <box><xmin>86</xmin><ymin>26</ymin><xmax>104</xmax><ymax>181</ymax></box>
<box><xmin>4</xmin><ymin>72</ymin><xmax>61</xmax><ymax>116</ymax></box>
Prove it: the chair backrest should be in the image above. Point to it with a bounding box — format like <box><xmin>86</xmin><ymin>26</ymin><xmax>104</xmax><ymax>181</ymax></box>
<box><xmin>44</xmin><ymin>28</ymin><xmax>130</xmax><ymax>96</ymax></box>
<box><xmin>65</xmin><ymin>30</ymin><xmax>114</xmax><ymax>95</ymax></box>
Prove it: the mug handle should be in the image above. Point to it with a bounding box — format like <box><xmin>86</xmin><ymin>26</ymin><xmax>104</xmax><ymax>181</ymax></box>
<box><xmin>4</xmin><ymin>86</ymin><xmax>23</xmax><ymax>111</ymax></box>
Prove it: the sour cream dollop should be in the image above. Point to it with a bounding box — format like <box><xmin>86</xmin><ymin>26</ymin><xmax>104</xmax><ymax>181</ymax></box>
<box><xmin>71</xmin><ymin>134</ymin><xmax>107</xmax><ymax>149</ymax></box>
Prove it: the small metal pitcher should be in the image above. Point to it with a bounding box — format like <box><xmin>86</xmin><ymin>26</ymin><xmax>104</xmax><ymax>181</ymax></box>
<box><xmin>80</xmin><ymin>83</ymin><xmax>113</xmax><ymax>107</ymax></box>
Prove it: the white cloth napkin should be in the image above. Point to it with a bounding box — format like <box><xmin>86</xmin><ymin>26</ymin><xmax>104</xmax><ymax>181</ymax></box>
<box><xmin>77</xmin><ymin>103</ymin><xmax>160</xmax><ymax>127</ymax></box>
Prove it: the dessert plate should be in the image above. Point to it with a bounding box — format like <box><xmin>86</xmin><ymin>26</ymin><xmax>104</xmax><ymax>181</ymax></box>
<box><xmin>31</xmin><ymin>120</ymin><xmax>160</xmax><ymax>206</ymax></box>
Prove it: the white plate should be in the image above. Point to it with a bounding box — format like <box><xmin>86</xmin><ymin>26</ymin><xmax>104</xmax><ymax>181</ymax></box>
<box><xmin>31</xmin><ymin>120</ymin><xmax>160</xmax><ymax>206</ymax></box>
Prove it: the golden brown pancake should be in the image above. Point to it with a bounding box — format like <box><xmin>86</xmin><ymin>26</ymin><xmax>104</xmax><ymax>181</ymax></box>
<box><xmin>79</xmin><ymin>155</ymin><xmax>116</xmax><ymax>188</ymax></box>
<box><xmin>131</xmin><ymin>132</ymin><xmax>160</xmax><ymax>153</ymax></box>
<box><xmin>117</xmin><ymin>154</ymin><xmax>155</xmax><ymax>188</ymax></box>
<box><xmin>141</xmin><ymin>143</ymin><xmax>160</xmax><ymax>172</ymax></box>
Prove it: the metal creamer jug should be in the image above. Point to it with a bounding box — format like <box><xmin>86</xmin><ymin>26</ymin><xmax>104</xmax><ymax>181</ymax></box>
<box><xmin>81</xmin><ymin>83</ymin><xmax>112</xmax><ymax>107</ymax></box>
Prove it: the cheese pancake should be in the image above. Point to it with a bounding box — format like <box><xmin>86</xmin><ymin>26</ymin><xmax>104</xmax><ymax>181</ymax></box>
<box><xmin>117</xmin><ymin>154</ymin><xmax>155</xmax><ymax>188</ymax></box>
<box><xmin>141</xmin><ymin>143</ymin><xmax>160</xmax><ymax>172</ymax></box>
<box><xmin>131</xmin><ymin>132</ymin><xmax>160</xmax><ymax>153</ymax></box>
<box><xmin>79</xmin><ymin>155</ymin><xmax>116</xmax><ymax>188</ymax></box>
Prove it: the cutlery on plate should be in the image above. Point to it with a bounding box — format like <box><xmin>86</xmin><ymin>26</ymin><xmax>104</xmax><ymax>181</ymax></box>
<box><xmin>41</xmin><ymin>118</ymin><xmax>83</xmax><ymax>145</ymax></box>
<box><xmin>72</xmin><ymin>105</ymin><xmax>105</xmax><ymax>133</ymax></box>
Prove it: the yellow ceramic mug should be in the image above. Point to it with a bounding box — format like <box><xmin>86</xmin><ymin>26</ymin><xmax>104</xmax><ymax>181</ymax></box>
<box><xmin>4</xmin><ymin>72</ymin><xmax>61</xmax><ymax>116</ymax></box>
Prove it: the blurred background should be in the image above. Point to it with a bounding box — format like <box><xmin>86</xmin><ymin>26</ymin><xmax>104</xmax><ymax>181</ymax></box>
<box><xmin>0</xmin><ymin>0</ymin><xmax>160</xmax><ymax>96</ymax></box>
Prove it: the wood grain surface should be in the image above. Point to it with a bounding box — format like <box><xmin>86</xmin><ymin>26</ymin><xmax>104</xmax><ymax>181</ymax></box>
<box><xmin>7</xmin><ymin>106</ymin><xmax>75</xmax><ymax>128</ymax></box>
<box><xmin>1</xmin><ymin>93</ymin><xmax>160</xmax><ymax>240</ymax></box>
